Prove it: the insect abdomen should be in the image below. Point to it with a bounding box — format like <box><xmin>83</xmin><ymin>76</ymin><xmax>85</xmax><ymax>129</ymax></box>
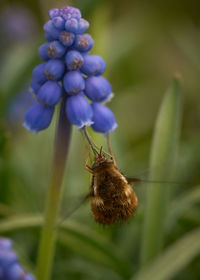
<box><xmin>91</xmin><ymin>185</ymin><xmax>138</xmax><ymax>225</ymax></box>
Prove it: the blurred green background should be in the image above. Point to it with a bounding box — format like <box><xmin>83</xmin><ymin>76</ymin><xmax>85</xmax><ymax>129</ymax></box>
<box><xmin>0</xmin><ymin>0</ymin><xmax>200</xmax><ymax>279</ymax></box>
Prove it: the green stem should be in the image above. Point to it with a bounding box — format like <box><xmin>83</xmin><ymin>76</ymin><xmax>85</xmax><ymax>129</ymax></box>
<box><xmin>36</xmin><ymin>95</ymin><xmax>72</xmax><ymax>280</ymax></box>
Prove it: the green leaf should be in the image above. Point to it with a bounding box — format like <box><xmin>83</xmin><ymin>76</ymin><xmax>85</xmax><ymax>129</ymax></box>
<box><xmin>166</xmin><ymin>185</ymin><xmax>200</xmax><ymax>231</ymax></box>
<box><xmin>133</xmin><ymin>228</ymin><xmax>200</xmax><ymax>280</ymax></box>
<box><xmin>140</xmin><ymin>78</ymin><xmax>182</xmax><ymax>265</ymax></box>
<box><xmin>0</xmin><ymin>215</ymin><xmax>132</xmax><ymax>279</ymax></box>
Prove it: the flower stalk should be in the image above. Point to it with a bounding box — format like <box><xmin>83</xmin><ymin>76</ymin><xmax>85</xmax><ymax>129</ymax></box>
<box><xmin>36</xmin><ymin>94</ymin><xmax>72</xmax><ymax>280</ymax></box>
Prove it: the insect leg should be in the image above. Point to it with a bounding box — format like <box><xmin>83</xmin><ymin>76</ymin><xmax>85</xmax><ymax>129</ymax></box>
<box><xmin>106</xmin><ymin>134</ymin><xmax>118</xmax><ymax>168</ymax></box>
<box><xmin>85</xmin><ymin>156</ymin><xmax>94</xmax><ymax>173</ymax></box>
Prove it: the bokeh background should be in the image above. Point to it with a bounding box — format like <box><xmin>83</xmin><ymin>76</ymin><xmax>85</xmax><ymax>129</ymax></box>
<box><xmin>0</xmin><ymin>0</ymin><xmax>200</xmax><ymax>279</ymax></box>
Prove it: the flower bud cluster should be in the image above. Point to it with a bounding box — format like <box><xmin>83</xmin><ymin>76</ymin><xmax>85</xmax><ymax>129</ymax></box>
<box><xmin>23</xmin><ymin>5</ymin><xmax>117</xmax><ymax>135</ymax></box>
<box><xmin>0</xmin><ymin>237</ymin><xmax>35</xmax><ymax>280</ymax></box>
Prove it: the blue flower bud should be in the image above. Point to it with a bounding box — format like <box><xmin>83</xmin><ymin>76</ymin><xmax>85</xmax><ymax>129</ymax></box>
<box><xmin>24</xmin><ymin>274</ymin><xmax>35</xmax><ymax>280</ymax></box>
<box><xmin>52</xmin><ymin>16</ymin><xmax>65</xmax><ymax>30</ymax></box>
<box><xmin>47</xmin><ymin>41</ymin><xmax>66</xmax><ymax>58</ymax></box>
<box><xmin>60</xmin><ymin>6</ymin><xmax>81</xmax><ymax>20</ymax></box>
<box><xmin>37</xmin><ymin>81</ymin><xmax>62</xmax><ymax>106</ymax></box>
<box><xmin>6</xmin><ymin>263</ymin><xmax>25</xmax><ymax>279</ymax></box>
<box><xmin>74</xmin><ymin>34</ymin><xmax>94</xmax><ymax>52</ymax></box>
<box><xmin>44</xmin><ymin>59</ymin><xmax>65</xmax><ymax>81</ymax></box>
<box><xmin>32</xmin><ymin>64</ymin><xmax>47</xmax><ymax>84</ymax></box>
<box><xmin>91</xmin><ymin>103</ymin><xmax>118</xmax><ymax>134</ymax></box>
<box><xmin>65</xmin><ymin>50</ymin><xmax>83</xmax><ymax>70</ymax></box>
<box><xmin>77</xmin><ymin>18</ymin><xmax>89</xmax><ymax>33</ymax></box>
<box><xmin>59</xmin><ymin>31</ymin><xmax>75</xmax><ymax>47</ymax></box>
<box><xmin>85</xmin><ymin>76</ymin><xmax>113</xmax><ymax>102</ymax></box>
<box><xmin>0</xmin><ymin>238</ymin><xmax>12</xmax><ymax>250</ymax></box>
<box><xmin>65</xmin><ymin>18</ymin><xmax>79</xmax><ymax>33</ymax></box>
<box><xmin>70</xmin><ymin>8</ymin><xmax>81</xmax><ymax>19</ymax></box>
<box><xmin>63</xmin><ymin>71</ymin><xmax>85</xmax><ymax>94</ymax></box>
<box><xmin>30</xmin><ymin>81</ymin><xmax>40</xmax><ymax>94</ymax></box>
<box><xmin>0</xmin><ymin>251</ymin><xmax>18</xmax><ymax>267</ymax></box>
<box><xmin>81</xmin><ymin>55</ymin><xmax>106</xmax><ymax>76</ymax></box>
<box><xmin>66</xmin><ymin>94</ymin><xmax>93</xmax><ymax>128</ymax></box>
<box><xmin>43</xmin><ymin>20</ymin><xmax>60</xmax><ymax>40</ymax></box>
<box><xmin>81</xmin><ymin>51</ymin><xmax>90</xmax><ymax>56</ymax></box>
<box><xmin>23</xmin><ymin>102</ymin><xmax>54</xmax><ymax>133</ymax></box>
<box><xmin>44</xmin><ymin>32</ymin><xmax>54</xmax><ymax>42</ymax></box>
<box><xmin>49</xmin><ymin>8</ymin><xmax>60</xmax><ymax>19</ymax></box>
<box><xmin>39</xmin><ymin>43</ymin><xmax>49</xmax><ymax>61</ymax></box>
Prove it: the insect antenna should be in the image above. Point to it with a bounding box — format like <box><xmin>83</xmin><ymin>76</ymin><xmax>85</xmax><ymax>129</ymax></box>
<box><xmin>106</xmin><ymin>134</ymin><xmax>114</xmax><ymax>158</ymax></box>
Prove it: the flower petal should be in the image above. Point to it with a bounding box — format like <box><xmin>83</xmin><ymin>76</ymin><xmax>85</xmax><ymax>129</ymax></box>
<box><xmin>44</xmin><ymin>59</ymin><xmax>65</xmax><ymax>81</ymax></box>
<box><xmin>23</xmin><ymin>102</ymin><xmax>54</xmax><ymax>133</ymax></box>
<box><xmin>66</xmin><ymin>94</ymin><xmax>93</xmax><ymax>128</ymax></box>
<box><xmin>85</xmin><ymin>76</ymin><xmax>112</xmax><ymax>103</ymax></box>
<box><xmin>81</xmin><ymin>55</ymin><xmax>106</xmax><ymax>76</ymax></box>
<box><xmin>91</xmin><ymin>102</ymin><xmax>117</xmax><ymax>135</ymax></box>
<box><xmin>63</xmin><ymin>71</ymin><xmax>85</xmax><ymax>95</ymax></box>
<box><xmin>37</xmin><ymin>81</ymin><xmax>62</xmax><ymax>106</ymax></box>
<box><xmin>74</xmin><ymin>34</ymin><xmax>94</xmax><ymax>52</ymax></box>
<box><xmin>65</xmin><ymin>50</ymin><xmax>83</xmax><ymax>70</ymax></box>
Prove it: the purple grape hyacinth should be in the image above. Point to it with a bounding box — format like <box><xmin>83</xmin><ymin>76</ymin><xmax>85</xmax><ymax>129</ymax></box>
<box><xmin>92</xmin><ymin>103</ymin><xmax>118</xmax><ymax>134</ymax></box>
<box><xmin>23</xmin><ymin>5</ymin><xmax>117</xmax><ymax>135</ymax></box>
<box><xmin>0</xmin><ymin>237</ymin><xmax>35</xmax><ymax>280</ymax></box>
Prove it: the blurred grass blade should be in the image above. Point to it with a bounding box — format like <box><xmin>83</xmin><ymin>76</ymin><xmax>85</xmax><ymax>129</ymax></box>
<box><xmin>166</xmin><ymin>185</ymin><xmax>200</xmax><ymax>232</ymax></box>
<box><xmin>133</xmin><ymin>227</ymin><xmax>200</xmax><ymax>280</ymax></box>
<box><xmin>0</xmin><ymin>39</ymin><xmax>41</xmax><ymax>113</ymax></box>
<box><xmin>0</xmin><ymin>214</ymin><xmax>132</xmax><ymax>279</ymax></box>
<box><xmin>0</xmin><ymin>202</ymin><xmax>15</xmax><ymax>216</ymax></box>
<box><xmin>59</xmin><ymin>226</ymin><xmax>131</xmax><ymax>279</ymax></box>
<box><xmin>140</xmin><ymin>78</ymin><xmax>182</xmax><ymax>265</ymax></box>
<box><xmin>90</xmin><ymin>1</ymin><xmax>111</xmax><ymax>59</ymax></box>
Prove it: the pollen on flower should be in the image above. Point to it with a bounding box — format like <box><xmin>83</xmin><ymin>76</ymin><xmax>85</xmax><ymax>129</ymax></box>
<box><xmin>59</xmin><ymin>31</ymin><xmax>75</xmax><ymax>46</ymax></box>
<box><xmin>47</xmin><ymin>45</ymin><xmax>56</xmax><ymax>57</ymax></box>
<box><xmin>72</xmin><ymin>59</ymin><xmax>82</xmax><ymax>69</ymax></box>
<box><xmin>79</xmin><ymin>38</ymin><xmax>88</xmax><ymax>48</ymax></box>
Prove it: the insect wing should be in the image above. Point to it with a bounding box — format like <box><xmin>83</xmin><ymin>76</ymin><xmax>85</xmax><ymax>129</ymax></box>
<box><xmin>58</xmin><ymin>193</ymin><xmax>90</xmax><ymax>226</ymax></box>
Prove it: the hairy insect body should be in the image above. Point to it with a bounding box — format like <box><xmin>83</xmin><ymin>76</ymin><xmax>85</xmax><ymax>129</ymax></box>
<box><xmin>90</xmin><ymin>156</ymin><xmax>138</xmax><ymax>225</ymax></box>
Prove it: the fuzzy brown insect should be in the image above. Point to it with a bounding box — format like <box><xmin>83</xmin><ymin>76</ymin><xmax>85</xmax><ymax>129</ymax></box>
<box><xmin>86</xmin><ymin>154</ymin><xmax>138</xmax><ymax>225</ymax></box>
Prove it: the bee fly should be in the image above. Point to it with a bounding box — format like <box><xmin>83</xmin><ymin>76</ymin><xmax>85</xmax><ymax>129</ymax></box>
<box><xmin>83</xmin><ymin>128</ymin><xmax>139</xmax><ymax>225</ymax></box>
<box><xmin>60</xmin><ymin>129</ymin><xmax>182</xmax><ymax>226</ymax></box>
